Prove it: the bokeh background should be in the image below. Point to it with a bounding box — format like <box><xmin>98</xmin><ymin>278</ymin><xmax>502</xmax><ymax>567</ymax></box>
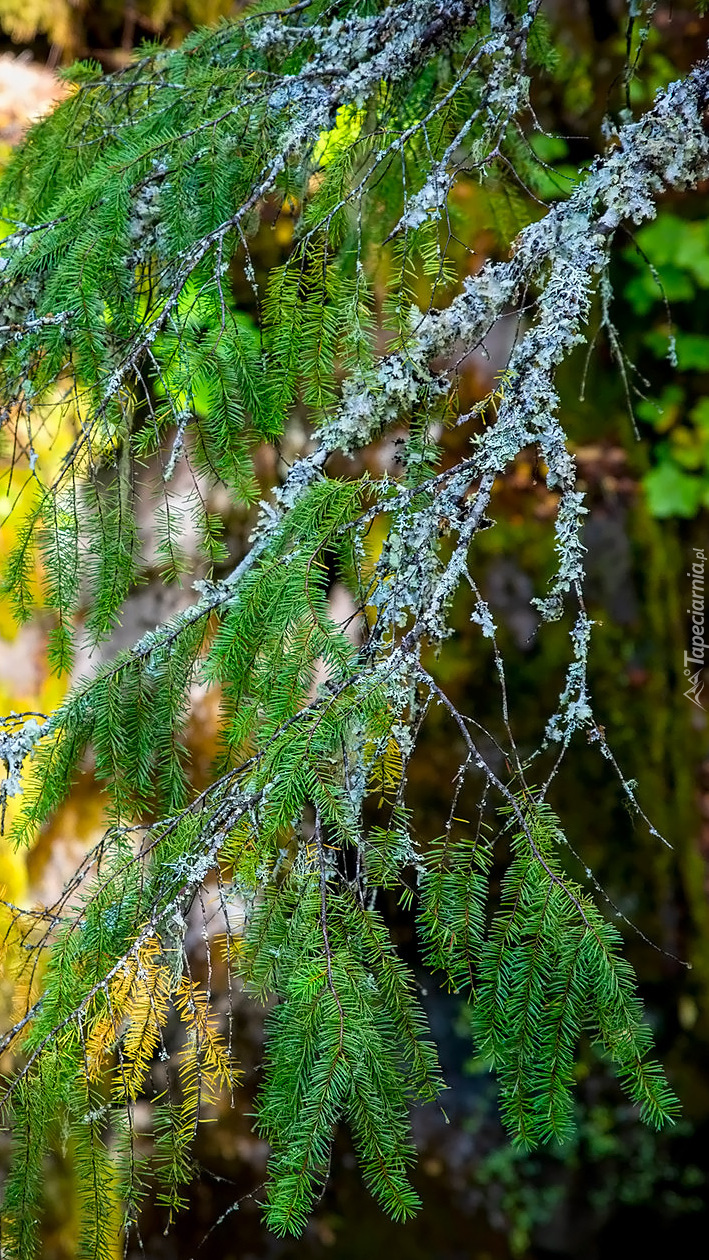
<box><xmin>1</xmin><ymin>2</ymin><xmax>709</xmax><ymax>1257</ymax></box>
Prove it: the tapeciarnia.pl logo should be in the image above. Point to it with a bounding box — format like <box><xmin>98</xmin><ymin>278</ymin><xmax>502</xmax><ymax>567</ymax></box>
<box><xmin>684</xmin><ymin>547</ymin><xmax>706</xmax><ymax>709</ymax></box>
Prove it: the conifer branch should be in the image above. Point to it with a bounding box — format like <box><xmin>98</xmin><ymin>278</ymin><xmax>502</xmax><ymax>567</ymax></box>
<box><xmin>0</xmin><ymin>1</ymin><xmax>706</xmax><ymax>1250</ymax></box>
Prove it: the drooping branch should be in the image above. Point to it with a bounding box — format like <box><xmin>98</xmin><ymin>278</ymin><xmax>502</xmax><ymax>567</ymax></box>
<box><xmin>0</xmin><ymin>3</ymin><xmax>706</xmax><ymax>1250</ymax></box>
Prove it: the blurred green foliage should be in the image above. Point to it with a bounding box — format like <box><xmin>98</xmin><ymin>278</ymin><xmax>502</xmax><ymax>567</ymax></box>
<box><xmin>623</xmin><ymin>211</ymin><xmax>709</xmax><ymax>516</ymax></box>
<box><xmin>467</xmin><ymin>1074</ymin><xmax>704</xmax><ymax>1258</ymax></box>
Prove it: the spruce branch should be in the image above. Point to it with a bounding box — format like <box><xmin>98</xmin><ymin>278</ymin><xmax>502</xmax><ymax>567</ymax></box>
<box><xmin>0</xmin><ymin>2</ymin><xmax>706</xmax><ymax>1251</ymax></box>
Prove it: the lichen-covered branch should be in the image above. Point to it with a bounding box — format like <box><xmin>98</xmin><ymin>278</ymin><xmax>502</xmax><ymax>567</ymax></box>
<box><xmin>0</xmin><ymin>2</ymin><xmax>706</xmax><ymax>1251</ymax></box>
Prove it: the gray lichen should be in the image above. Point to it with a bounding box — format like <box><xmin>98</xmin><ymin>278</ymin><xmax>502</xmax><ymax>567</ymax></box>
<box><xmin>0</xmin><ymin>714</ymin><xmax>44</xmax><ymax>824</ymax></box>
